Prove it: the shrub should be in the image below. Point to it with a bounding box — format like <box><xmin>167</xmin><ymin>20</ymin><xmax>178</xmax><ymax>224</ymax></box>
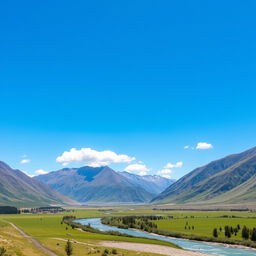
<box><xmin>0</xmin><ymin>247</ymin><xmax>7</xmax><ymax>256</ymax></box>
<box><xmin>242</xmin><ymin>226</ymin><xmax>250</xmax><ymax>240</ymax></box>
<box><xmin>213</xmin><ymin>228</ymin><xmax>218</xmax><ymax>238</ymax></box>
<box><xmin>112</xmin><ymin>249</ymin><xmax>118</xmax><ymax>254</ymax></box>
<box><xmin>65</xmin><ymin>240</ymin><xmax>73</xmax><ymax>256</ymax></box>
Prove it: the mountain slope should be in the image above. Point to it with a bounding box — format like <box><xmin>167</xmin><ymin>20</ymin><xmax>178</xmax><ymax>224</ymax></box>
<box><xmin>0</xmin><ymin>161</ymin><xmax>74</xmax><ymax>207</ymax></box>
<box><xmin>120</xmin><ymin>172</ymin><xmax>175</xmax><ymax>194</ymax></box>
<box><xmin>152</xmin><ymin>147</ymin><xmax>256</xmax><ymax>204</ymax></box>
<box><xmin>35</xmin><ymin>166</ymin><xmax>155</xmax><ymax>203</ymax></box>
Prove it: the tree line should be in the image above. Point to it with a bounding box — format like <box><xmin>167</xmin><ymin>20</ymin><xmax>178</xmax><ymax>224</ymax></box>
<box><xmin>212</xmin><ymin>225</ymin><xmax>256</xmax><ymax>241</ymax></box>
<box><xmin>102</xmin><ymin>216</ymin><xmax>163</xmax><ymax>233</ymax></box>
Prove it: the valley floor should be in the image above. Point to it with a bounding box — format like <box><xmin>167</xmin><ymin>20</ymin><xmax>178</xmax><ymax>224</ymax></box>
<box><xmin>0</xmin><ymin>206</ymin><xmax>255</xmax><ymax>256</ymax></box>
<box><xmin>0</xmin><ymin>207</ymin><xmax>184</xmax><ymax>256</ymax></box>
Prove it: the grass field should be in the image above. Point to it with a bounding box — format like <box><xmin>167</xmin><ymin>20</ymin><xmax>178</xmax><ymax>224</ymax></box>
<box><xmin>153</xmin><ymin>216</ymin><xmax>256</xmax><ymax>240</ymax></box>
<box><xmin>1</xmin><ymin>207</ymin><xmax>256</xmax><ymax>255</ymax></box>
<box><xmin>0</xmin><ymin>207</ymin><xmax>179</xmax><ymax>256</ymax></box>
<box><xmin>0</xmin><ymin>220</ymin><xmax>47</xmax><ymax>256</ymax></box>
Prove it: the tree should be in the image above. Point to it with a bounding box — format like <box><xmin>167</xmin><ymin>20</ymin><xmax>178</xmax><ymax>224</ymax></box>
<box><xmin>242</xmin><ymin>226</ymin><xmax>249</xmax><ymax>240</ymax></box>
<box><xmin>224</xmin><ymin>226</ymin><xmax>231</xmax><ymax>238</ymax></box>
<box><xmin>251</xmin><ymin>228</ymin><xmax>256</xmax><ymax>242</ymax></box>
<box><xmin>213</xmin><ymin>228</ymin><xmax>218</xmax><ymax>238</ymax></box>
<box><xmin>65</xmin><ymin>240</ymin><xmax>73</xmax><ymax>256</ymax></box>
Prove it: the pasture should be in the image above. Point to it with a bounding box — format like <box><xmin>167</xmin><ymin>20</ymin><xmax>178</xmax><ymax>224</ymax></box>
<box><xmin>0</xmin><ymin>207</ymin><xmax>256</xmax><ymax>255</ymax></box>
<box><xmin>153</xmin><ymin>216</ymin><xmax>256</xmax><ymax>240</ymax></box>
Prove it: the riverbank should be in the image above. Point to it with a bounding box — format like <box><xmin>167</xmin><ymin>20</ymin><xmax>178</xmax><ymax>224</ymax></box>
<box><xmin>147</xmin><ymin>230</ymin><xmax>256</xmax><ymax>251</ymax></box>
<box><xmin>101</xmin><ymin>215</ymin><xmax>256</xmax><ymax>249</ymax></box>
<box><xmin>100</xmin><ymin>241</ymin><xmax>211</xmax><ymax>256</ymax></box>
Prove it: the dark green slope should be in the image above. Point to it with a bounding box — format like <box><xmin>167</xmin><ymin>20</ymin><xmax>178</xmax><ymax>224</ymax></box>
<box><xmin>0</xmin><ymin>161</ymin><xmax>74</xmax><ymax>207</ymax></box>
<box><xmin>35</xmin><ymin>166</ymin><xmax>155</xmax><ymax>203</ymax></box>
<box><xmin>152</xmin><ymin>147</ymin><xmax>256</xmax><ymax>204</ymax></box>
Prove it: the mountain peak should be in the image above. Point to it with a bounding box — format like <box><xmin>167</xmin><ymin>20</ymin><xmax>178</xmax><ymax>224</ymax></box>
<box><xmin>76</xmin><ymin>166</ymin><xmax>108</xmax><ymax>182</ymax></box>
<box><xmin>35</xmin><ymin>165</ymin><xmax>155</xmax><ymax>203</ymax></box>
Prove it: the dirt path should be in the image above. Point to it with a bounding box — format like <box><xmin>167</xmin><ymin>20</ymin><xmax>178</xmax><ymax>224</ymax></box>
<box><xmin>2</xmin><ymin>220</ymin><xmax>58</xmax><ymax>256</ymax></box>
<box><xmin>52</xmin><ymin>238</ymin><xmax>211</xmax><ymax>256</ymax></box>
<box><xmin>100</xmin><ymin>241</ymin><xmax>211</xmax><ymax>256</ymax></box>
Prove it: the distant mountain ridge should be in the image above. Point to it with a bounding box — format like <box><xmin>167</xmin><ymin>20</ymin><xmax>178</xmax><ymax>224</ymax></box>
<box><xmin>120</xmin><ymin>171</ymin><xmax>175</xmax><ymax>194</ymax></box>
<box><xmin>152</xmin><ymin>147</ymin><xmax>256</xmax><ymax>204</ymax></box>
<box><xmin>35</xmin><ymin>166</ymin><xmax>157</xmax><ymax>203</ymax></box>
<box><xmin>0</xmin><ymin>161</ymin><xmax>74</xmax><ymax>207</ymax></box>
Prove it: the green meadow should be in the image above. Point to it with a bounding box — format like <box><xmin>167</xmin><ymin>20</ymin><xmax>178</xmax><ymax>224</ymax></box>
<box><xmin>0</xmin><ymin>208</ymin><xmax>178</xmax><ymax>256</ymax></box>
<box><xmin>153</xmin><ymin>216</ymin><xmax>256</xmax><ymax>240</ymax></box>
<box><xmin>1</xmin><ymin>207</ymin><xmax>256</xmax><ymax>255</ymax></box>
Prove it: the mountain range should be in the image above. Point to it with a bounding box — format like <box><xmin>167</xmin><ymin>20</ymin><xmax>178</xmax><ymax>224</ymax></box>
<box><xmin>152</xmin><ymin>146</ymin><xmax>256</xmax><ymax>204</ymax></box>
<box><xmin>120</xmin><ymin>171</ymin><xmax>174</xmax><ymax>194</ymax></box>
<box><xmin>35</xmin><ymin>166</ymin><xmax>172</xmax><ymax>203</ymax></box>
<box><xmin>0</xmin><ymin>161</ymin><xmax>74</xmax><ymax>207</ymax></box>
<box><xmin>1</xmin><ymin>146</ymin><xmax>256</xmax><ymax>207</ymax></box>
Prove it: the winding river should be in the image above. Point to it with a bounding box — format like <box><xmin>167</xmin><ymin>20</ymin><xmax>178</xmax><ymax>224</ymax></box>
<box><xmin>76</xmin><ymin>218</ymin><xmax>256</xmax><ymax>256</ymax></box>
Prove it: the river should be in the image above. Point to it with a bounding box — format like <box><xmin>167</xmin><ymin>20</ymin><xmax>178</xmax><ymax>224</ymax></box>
<box><xmin>75</xmin><ymin>218</ymin><xmax>256</xmax><ymax>256</ymax></box>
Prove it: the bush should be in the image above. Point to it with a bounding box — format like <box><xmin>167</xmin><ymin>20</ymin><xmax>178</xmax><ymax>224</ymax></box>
<box><xmin>242</xmin><ymin>226</ymin><xmax>250</xmax><ymax>240</ymax></box>
<box><xmin>103</xmin><ymin>249</ymin><xmax>109</xmax><ymax>254</ymax></box>
<box><xmin>0</xmin><ymin>247</ymin><xmax>7</xmax><ymax>256</ymax></box>
<box><xmin>65</xmin><ymin>240</ymin><xmax>73</xmax><ymax>256</ymax></box>
<box><xmin>213</xmin><ymin>228</ymin><xmax>218</xmax><ymax>238</ymax></box>
<box><xmin>112</xmin><ymin>249</ymin><xmax>118</xmax><ymax>254</ymax></box>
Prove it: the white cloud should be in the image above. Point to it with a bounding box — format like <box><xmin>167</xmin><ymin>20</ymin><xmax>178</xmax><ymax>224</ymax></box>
<box><xmin>184</xmin><ymin>142</ymin><xmax>213</xmax><ymax>150</ymax></box>
<box><xmin>124</xmin><ymin>164</ymin><xmax>150</xmax><ymax>176</ymax></box>
<box><xmin>165</xmin><ymin>161</ymin><xmax>183</xmax><ymax>169</ymax></box>
<box><xmin>35</xmin><ymin>169</ymin><xmax>49</xmax><ymax>175</ymax></box>
<box><xmin>56</xmin><ymin>147</ymin><xmax>135</xmax><ymax>167</ymax></box>
<box><xmin>157</xmin><ymin>161</ymin><xmax>183</xmax><ymax>179</ymax></box>
<box><xmin>196</xmin><ymin>142</ymin><xmax>213</xmax><ymax>150</ymax></box>
<box><xmin>156</xmin><ymin>169</ymin><xmax>172</xmax><ymax>179</ymax></box>
<box><xmin>20</xmin><ymin>159</ymin><xmax>30</xmax><ymax>164</ymax></box>
<box><xmin>161</xmin><ymin>174</ymin><xmax>172</xmax><ymax>179</ymax></box>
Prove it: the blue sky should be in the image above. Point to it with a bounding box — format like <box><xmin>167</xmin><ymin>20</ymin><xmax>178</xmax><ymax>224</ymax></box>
<box><xmin>1</xmin><ymin>0</ymin><xmax>256</xmax><ymax>179</ymax></box>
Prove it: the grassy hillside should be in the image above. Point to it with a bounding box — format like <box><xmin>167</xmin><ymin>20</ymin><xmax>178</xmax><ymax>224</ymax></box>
<box><xmin>152</xmin><ymin>147</ymin><xmax>256</xmax><ymax>204</ymax></box>
<box><xmin>0</xmin><ymin>161</ymin><xmax>74</xmax><ymax>207</ymax></box>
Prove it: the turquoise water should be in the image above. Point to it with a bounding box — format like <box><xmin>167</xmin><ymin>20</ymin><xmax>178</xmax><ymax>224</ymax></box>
<box><xmin>76</xmin><ymin>218</ymin><xmax>256</xmax><ymax>256</ymax></box>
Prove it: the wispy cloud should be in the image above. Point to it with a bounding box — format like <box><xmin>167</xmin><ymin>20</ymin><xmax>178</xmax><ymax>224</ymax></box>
<box><xmin>157</xmin><ymin>161</ymin><xmax>183</xmax><ymax>179</ymax></box>
<box><xmin>124</xmin><ymin>164</ymin><xmax>149</xmax><ymax>176</ymax></box>
<box><xmin>35</xmin><ymin>169</ymin><xmax>49</xmax><ymax>175</ymax></box>
<box><xmin>20</xmin><ymin>159</ymin><xmax>30</xmax><ymax>164</ymax></box>
<box><xmin>156</xmin><ymin>168</ymin><xmax>172</xmax><ymax>179</ymax></box>
<box><xmin>165</xmin><ymin>161</ymin><xmax>183</xmax><ymax>169</ymax></box>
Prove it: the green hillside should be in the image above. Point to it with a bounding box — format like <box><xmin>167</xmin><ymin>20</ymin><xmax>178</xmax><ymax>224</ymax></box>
<box><xmin>152</xmin><ymin>147</ymin><xmax>256</xmax><ymax>204</ymax></box>
<box><xmin>0</xmin><ymin>161</ymin><xmax>74</xmax><ymax>207</ymax></box>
